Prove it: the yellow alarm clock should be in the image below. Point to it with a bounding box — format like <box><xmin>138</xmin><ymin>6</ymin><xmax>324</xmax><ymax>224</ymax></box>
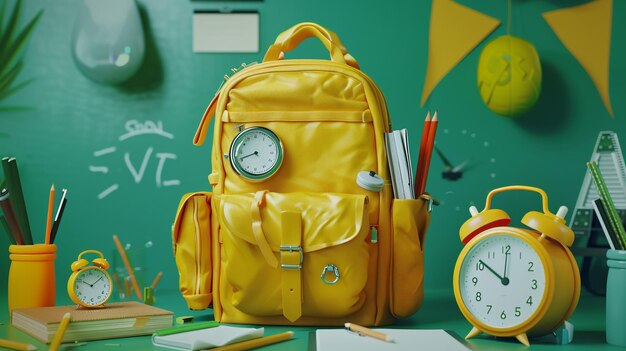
<box><xmin>453</xmin><ymin>186</ymin><xmax>580</xmax><ymax>346</ymax></box>
<box><xmin>68</xmin><ymin>250</ymin><xmax>113</xmax><ymax>308</ymax></box>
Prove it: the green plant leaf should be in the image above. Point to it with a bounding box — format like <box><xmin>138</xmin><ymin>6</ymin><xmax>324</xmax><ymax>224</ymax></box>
<box><xmin>0</xmin><ymin>61</ymin><xmax>22</xmax><ymax>92</ymax></box>
<box><xmin>0</xmin><ymin>0</ymin><xmax>21</xmax><ymax>57</ymax></box>
<box><xmin>0</xmin><ymin>1</ymin><xmax>8</xmax><ymax>40</ymax></box>
<box><xmin>0</xmin><ymin>9</ymin><xmax>41</xmax><ymax>78</ymax></box>
<box><xmin>0</xmin><ymin>77</ymin><xmax>32</xmax><ymax>102</ymax></box>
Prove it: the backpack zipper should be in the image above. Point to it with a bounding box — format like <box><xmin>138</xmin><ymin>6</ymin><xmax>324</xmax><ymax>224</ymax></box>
<box><xmin>192</xmin><ymin>197</ymin><xmax>202</xmax><ymax>295</ymax></box>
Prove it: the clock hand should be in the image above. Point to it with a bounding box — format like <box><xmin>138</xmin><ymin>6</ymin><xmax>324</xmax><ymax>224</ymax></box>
<box><xmin>503</xmin><ymin>251</ymin><xmax>510</xmax><ymax>279</ymax></box>
<box><xmin>479</xmin><ymin>260</ymin><xmax>509</xmax><ymax>286</ymax></box>
<box><xmin>239</xmin><ymin>151</ymin><xmax>259</xmax><ymax>161</ymax></box>
<box><xmin>92</xmin><ymin>277</ymin><xmax>103</xmax><ymax>285</ymax></box>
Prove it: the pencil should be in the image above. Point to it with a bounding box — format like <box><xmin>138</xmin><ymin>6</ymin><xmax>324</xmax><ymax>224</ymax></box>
<box><xmin>418</xmin><ymin>111</ymin><xmax>438</xmax><ymax>195</ymax></box>
<box><xmin>151</xmin><ymin>271</ymin><xmax>163</xmax><ymax>290</ymax></box>
<box><xmin>44</xmin><ymin>184</ymin><xmax>55</xmax><ymax>244</ymax></box>
<box><xmin>0</xmin><ymin>215</ymin><xmax>15</xmax><ymax>244</ymax></box>
<box><xmin>208</xmin><ymin>331</ymin><xmax>294</xmax><ymax>351</ymax></box>
<box><xmin>49</xmin><ymin>312</ymin><xmax>71</xmax><ymax>351</ymax></box>
<box><xmin>415</xmin><ymin>112</ymin><xmax>431</xmax><ymax>197</ymax></box>
<box><xmin>6</xmin><ymin>158</ymin><xmax>33</xmax><ymax>244</ymax></box>
<box><xmin>0</xmin><ymin>338</ymin><xmax>36</xmax><ymax>351</ymax></box>
<box><xmin>112</xmin><ymin>234</ymin><xmax>143</xmax><ymax>299</ymax></box>
<box><xmin>0</xmin><ymin>189</ymin><xmax>25</xmax><ymax>245</ymax></box>
<box><xmin>345</xmin><ymin>322</ymin><xmax>394</xmax><ymax>342</ymax></box>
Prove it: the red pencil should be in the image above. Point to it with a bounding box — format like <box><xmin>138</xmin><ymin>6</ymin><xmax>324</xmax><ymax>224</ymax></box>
<box><xmin>419</xmin><ymin>112</ymin><xmax>438</xmax><ymax>195</ymax></box>
<box><xmin>414</xmin><ymin>112</ymin><xmax>431</xmax><ymax>197</ymax></box>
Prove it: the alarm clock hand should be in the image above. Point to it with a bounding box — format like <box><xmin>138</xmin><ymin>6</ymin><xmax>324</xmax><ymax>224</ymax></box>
<box><xmin>479</xmin><ymin>259</ymin><xmax>509</xmax><ymax>286</ymax></box>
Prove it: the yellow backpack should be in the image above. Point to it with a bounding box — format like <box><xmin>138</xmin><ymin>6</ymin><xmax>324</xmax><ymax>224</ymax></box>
<box><xmin>172</xmin><ymin>22</ymin><xmax>431</xmax><ymax>326</ymax></box>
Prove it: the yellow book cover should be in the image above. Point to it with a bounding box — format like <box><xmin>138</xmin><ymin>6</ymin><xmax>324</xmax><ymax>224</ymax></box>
<box><xmin>12</xmin><ymin>301</ymin><xmax>173</xmax><ymax>343</ymax></box>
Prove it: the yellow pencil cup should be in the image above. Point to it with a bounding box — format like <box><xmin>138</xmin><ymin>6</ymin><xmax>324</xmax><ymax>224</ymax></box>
<box><xmin>8</xmin><ymin>244</ymin><xmax>57</xmax><ymax>316</ymax></box>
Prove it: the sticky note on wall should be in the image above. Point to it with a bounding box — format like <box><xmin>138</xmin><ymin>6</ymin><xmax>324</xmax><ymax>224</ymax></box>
<box><xmin>192</xmin><ymin>11</ymin><xmax>259</xmax><ymax>53</ymax></box>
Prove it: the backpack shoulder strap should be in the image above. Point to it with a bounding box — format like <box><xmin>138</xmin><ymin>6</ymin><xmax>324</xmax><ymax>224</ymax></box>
<box><xmin>193</xmin><ymin>93</ymin><xmax>219</xmax><ymax>146</ymax></box>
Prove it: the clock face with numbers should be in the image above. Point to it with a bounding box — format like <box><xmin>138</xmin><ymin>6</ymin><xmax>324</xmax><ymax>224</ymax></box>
<box><xmin>457</xmin><ymin>233</ymin><xmax>547</xmax><ymax>330</ymax></box>
<box><xmin>68</xmin><ymin>266</ymin><xmax>113</xmax><ymax>308</ymax></box>
<box><xmin>229</xmin><ymin>127</ymin><xmax>283</xmax><ymax>182</ymax></box>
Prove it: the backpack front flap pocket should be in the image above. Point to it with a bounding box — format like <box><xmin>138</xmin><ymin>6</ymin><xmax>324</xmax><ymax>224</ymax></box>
<box><xmin>172</xmin><ymin>192</ymin><xmax>213</xmax><ymax>310</ymax></box>
<box><xmin>218</xmin><ymin>191</ymin><xmax>370</xmax><ymax>322</ymax></box>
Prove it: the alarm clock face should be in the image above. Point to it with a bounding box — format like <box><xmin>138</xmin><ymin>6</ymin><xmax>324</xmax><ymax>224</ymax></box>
<box><xmin>229</xmin><ymin>126</ymin><xmax>283</xmax><ymax>182</ymax></box>
<box><xmin>458</xmin><ymin>234</ymin><xmax>546</xmax><ymax>329</ymax></box>
<box><xmin>72</xmin><ymin>267</ymin><xmax>112</xmax><ymax>307</ymax></box>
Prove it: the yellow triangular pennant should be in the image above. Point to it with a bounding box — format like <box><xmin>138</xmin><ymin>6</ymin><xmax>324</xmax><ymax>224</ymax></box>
<box><xmin>420</xmin><ymin>0</ymin><xmax>501</xmax><ymax>106</ymax></box>
<box><xmin>543</xmin><ymin>0</ymin><xmax>614</xmax><ymax>117</ymax></box>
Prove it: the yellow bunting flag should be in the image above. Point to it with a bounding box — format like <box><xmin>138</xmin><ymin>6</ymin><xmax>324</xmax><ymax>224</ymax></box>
<box><xmin>421</xmin><ymin>0</ymin><xmax>500</xmax><ymax>106</ymax></box>
<box><xmin>543</xmin><ymin>0</ymin><xmax>614</xmax><ymax>117</ymax></box>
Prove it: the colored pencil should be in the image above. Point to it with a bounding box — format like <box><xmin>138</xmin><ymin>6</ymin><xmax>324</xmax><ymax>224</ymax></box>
<box><xmin>0</xmin><ymin>338</ymin><xmax>36</xmax><ymax>351</ymax></box>
<box><xmin>44</xmin><ymin>184</ymin><xmax>55</xmax><ymax>244</ymax></box>
<box><xmin>49</xmin><ymin>312</ymin><xmax>71</xmax><ymax>351</ymax></box>
<box><xmin>151</xmin><ymin>271</ymin><xmax>163</xmax><ymax>290</ymax></box>
<box><xmin>0</xmin><ymin>215</ymin><xmax>15</xmax><ymax>244</ymax></box>
<box><xmin>7</xmin><ymin>158</ymin><xmax>33</xmax><ymax>244</ymax></box>
<box><xmin>50</xmin><ymin>189</ymin><xmax>67</xmax><ymax>244</ymax></box>
<box><xmin>418</xmin><ymin>111</ymin><xmax>438</xmax><ymax>195</ymax></box>
<box><xmin>0</xmin><ymin>189</ymin><xmax>25</xmax><ymax>245</ymax></box>
<box><xmin>587</xmin><ymin>161</ymin><xmax>626</xmax><ymax>248</ymax></box>
<box><xmin>113</xmin><ymin>234</ymin><xmax>143</xmax><ymax>299</ymax></box>
<box><xmin>414</xmin><ymin>112</ymin><xmax>431</xmax><ymax>196</ymax></box>
<box><xmin>208</xmin><ymin>331</ymin><xmax>294</xmax><ymax>351</ymax></box>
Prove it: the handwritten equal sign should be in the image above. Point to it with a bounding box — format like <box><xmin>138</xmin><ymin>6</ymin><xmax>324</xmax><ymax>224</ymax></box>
<box><xmin>90</xmin><ymin>146</ymin><xmax>119</xmax><ymax>199</ymax></box>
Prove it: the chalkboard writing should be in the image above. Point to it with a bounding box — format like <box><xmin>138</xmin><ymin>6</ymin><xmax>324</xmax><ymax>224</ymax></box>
<box><xmin>89</xmin><ymin>120</ymin><xmax>180</xmax><ymax>200</ymax></box>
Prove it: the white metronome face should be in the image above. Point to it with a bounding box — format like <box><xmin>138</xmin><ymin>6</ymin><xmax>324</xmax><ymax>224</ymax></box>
<box><xmin>459</xmin><ymin>234</ymin><xmax>546</xmax><ymax>329</ymax></box>
<box><xmin>74</xmin><ymin>268</ymin><xmax>111</xmax><ymax>306</ymax></box>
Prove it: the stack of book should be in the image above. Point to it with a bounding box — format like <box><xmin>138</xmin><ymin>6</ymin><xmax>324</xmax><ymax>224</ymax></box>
<box><xmin>12</xmin><ymin>301</ymin><xmax>173</xmax><ymax>343</ymax></box>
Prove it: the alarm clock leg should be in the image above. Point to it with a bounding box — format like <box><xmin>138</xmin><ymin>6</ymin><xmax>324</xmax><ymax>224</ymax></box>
<box><xmin>515</xmin><ymin>333</ymin><xmax>530</xmax><ymax>347</ymax></box>
<box><xmin>465</xmin><ymin>327</ymin><xmax>482</xmax><ymax>340</ymax></box>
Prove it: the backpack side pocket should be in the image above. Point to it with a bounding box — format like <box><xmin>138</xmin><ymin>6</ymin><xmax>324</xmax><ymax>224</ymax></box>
<box><xmin>172</xmin><ymin>192</ymin><xmax>213</xmax><ymax>310</ymax></box>
<box><xmin>389</xmin><ymin>198</ymin><xmax>430</xmax><ymax>318</ymax></box>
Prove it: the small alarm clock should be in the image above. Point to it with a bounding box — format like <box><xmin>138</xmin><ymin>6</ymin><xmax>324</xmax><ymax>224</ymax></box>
<box><xmin>453</xmin><ymin>185</ymin><xmax>580</xmax><ymax>346</ymax></box>
<box><xmin>229</xmin><ymin>126</ymin><xmax>283</xmax><ymax>182</ymax></box>
<box><xmin>67</xmin><ymin>250</ymin><xmax>113</xmax><ymax>308</ymax></box>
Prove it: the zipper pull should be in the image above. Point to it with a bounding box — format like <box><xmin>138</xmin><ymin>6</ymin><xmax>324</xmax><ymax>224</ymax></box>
<box><xmin>370</xmin><ymin>226</ymin><xmax>378</xmax><ymax>244</ymax></box>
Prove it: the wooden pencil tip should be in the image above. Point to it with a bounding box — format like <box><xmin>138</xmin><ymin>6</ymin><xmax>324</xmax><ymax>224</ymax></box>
<box><xmin>425</xmin><ymin>111</ymin><xmax>431</xmax><ymax>121</ymax></box>
<box><xmin>27</xmin><ymin>344</ymin><xmax>36</xmax><ymax>351</ymax></box>
<box><xmin>432</xmin><ymin>111</ymin><xmax>438</xmax><ymax>121</ymax></box>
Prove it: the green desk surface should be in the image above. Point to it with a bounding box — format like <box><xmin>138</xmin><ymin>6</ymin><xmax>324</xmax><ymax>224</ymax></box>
<box><xmin>0</xmin><ymin>289</ymin><xmax>621</xmax><ymax>350</ymax></box>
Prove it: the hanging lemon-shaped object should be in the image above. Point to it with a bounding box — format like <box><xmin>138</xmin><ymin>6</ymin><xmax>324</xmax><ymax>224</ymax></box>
<box><xmin>477</xmin><ymin>35</ymin><xmax>542</xmax><ymax>117</ymax></box>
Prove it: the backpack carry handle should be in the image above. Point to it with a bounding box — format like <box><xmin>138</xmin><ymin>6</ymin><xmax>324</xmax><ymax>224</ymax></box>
<box><xmin>263</xmin><ymin>22</ymin><xmax>360</xmax><ymax>69</ymax></box>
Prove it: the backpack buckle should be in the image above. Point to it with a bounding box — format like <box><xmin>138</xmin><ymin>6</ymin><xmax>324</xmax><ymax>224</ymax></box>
<box><xmin>280</xmin><ymin>245</ymin><xmax>303</xmax><ymax>269</ymax></box>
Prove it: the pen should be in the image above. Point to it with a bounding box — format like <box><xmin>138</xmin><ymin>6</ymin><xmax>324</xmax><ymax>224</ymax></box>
<box><xmin>50</xmin><ymin>189</ymin><xmax>67</xmax><ymax>244</ymax></box>
<box><xmin>208</xmin><ymin>331</ymin><xmax>294</xmax><ymax>351</ymax></box>
<box><xmin>49</xmin><ymin>312</ymin><xmax>71</xmax><ymax>351</ymax></box>
<box><xmin>0</xmin><ymin>189</ymin><xmax>25</xmax><ymax>244</ymax></box>
<box><xmin>345</xmin><ymin>322</ymin><xmax>394</xmax><ymax>343</ymax></box>
<box><xmin>0</xmin><ymin>338</ymin><xmax>36</xmax><ymax>351</ymax></box>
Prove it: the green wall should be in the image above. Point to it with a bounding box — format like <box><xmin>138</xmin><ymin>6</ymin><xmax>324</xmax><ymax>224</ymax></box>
<box><xmin>1</xmin><ymin>0</ymin><xmax>625</xmax><ymax>302</ymax></box>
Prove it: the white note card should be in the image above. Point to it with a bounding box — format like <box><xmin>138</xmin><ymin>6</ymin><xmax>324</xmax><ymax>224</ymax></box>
<box><xmin>152</xmin><ymin>326</ymin><xmax>264</xmax><ymax>350</ymax></box>
<box><xmin>316</xmin><ymin>329</ymin><xmax>471</xmax><ymax>351</ymax></box>
<box><xmin>192</xmin><ymin>11</ymin><xmax>259</xmax><ymax>53</ymax></box>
